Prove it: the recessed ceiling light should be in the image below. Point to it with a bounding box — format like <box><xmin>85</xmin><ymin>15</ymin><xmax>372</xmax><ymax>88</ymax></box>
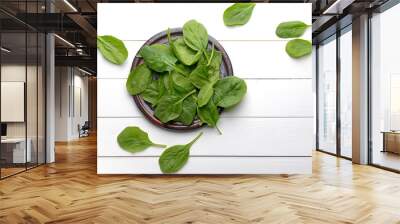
<box><xmin>63</xmin><ymin>0</ymin><xmax>78</xmax><ymax>12</ymax></box>
<box><xmin>78</xmin><ymin>67</ymin><xmax>93</xmax><ymax>76</ymax></box>
<box><xmin>54</xmin><ymin>34</ymin><xmax>75</xmax><ymax>48</ymax></box>
<box><xmin>1</xmin><ymin>47</ymin><xmax>11</xmax><ymax>53</ymax></box>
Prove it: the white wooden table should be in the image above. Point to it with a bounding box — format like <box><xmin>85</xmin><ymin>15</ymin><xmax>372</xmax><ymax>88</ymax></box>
<box><xmin>1</xmin><ymin>138</ymin><xmax>31</xmax><ymax>163</ymax></box>
<box><xmin>97</xmin><ymin>3</ymin><xmax>313</xmax><ymax>174</ymax></box>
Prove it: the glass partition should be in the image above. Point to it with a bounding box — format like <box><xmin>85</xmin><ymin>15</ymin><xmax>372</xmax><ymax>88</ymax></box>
<box><xmin>339</xmin><ymin>27</ymin><xmax>352</xmax><ymax>158</ymax></box>
<box><xmin>0</xmin><ymin>1</ymin><xmax>46</xmax><ymax>179</ymax></box>
<box><xmin>370</xmin><ymin>3</ymin><xmax>400</xmax><ymax>171</ymax></box>
<box><xmin>318</xmin><ymin>35</ymin><xmax>337</xmax><ymax>155</ymax></box>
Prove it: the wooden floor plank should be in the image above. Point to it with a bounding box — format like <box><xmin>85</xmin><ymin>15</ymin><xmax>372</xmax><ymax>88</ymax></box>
<box><xmin>1</xmin><ymin>134</ymin><xmax>400</xmax><ymax>223</ymax></box>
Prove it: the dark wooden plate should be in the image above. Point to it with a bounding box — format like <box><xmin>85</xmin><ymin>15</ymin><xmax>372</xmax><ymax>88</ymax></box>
<box><xmin>131</xmin><ymin>28</ymin><xmax>234</xmax><ymax>131</ymax></box>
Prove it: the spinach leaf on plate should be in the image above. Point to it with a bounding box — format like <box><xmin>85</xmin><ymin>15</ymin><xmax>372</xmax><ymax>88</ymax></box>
<box><xmin>189</xmin><ymin>63</ymin><xmax>220</xmax><ymax>89</ymax></box>
<box><xmin>97</xmin><ymin>35</ymin><xmax>128</xmax><ymax>65</ymax></box>
<box><xmin>140</xmin><ymin>44</ymin><xmax>177</xmax><ymax>73</ymax></box>
<box><xmin>126</xmin><ymin>63</ymin><xmax>152</xmax><ymax>95</ymax></box>
<box><xmin>223</xmin><ymin>3</ymin><xmax>256</xmax><ymax>27</ymax></box>
<box><xmin>285</xmin><ymin>39</ymin><xmax>312</xmax><ymax>58</ymax></box>
<box><xmin>141</xmin><ymin>78</ymin><xmax>165</xmax><ymax>107</ymax></box>
<box><xmin>171</xmin><ymin>71</ymin><xmax>196</xmax><ymax>94</ymax></box>
<box><xmin>276</xmin><ymin>21</ymin><xmax>310</xmax><ymax>38</ymax></box>
<box><xmin>213</xmin><ymin>76</ymin><xmax>247</xmax><ymax>108</ymax></box>
<box><xmin>197</xmin><ymin>99</ymin><xmax>221</xmax><ymax>134</ymax></box>
<box><xmin>171</xmin><ymin>37</ymin><xmax>202</xmax><ymax>66</ymax></box>
<box><xmin>175</xmin><ymin>95</ymin><xmax>197</xmax><ymax>125</ymax></box>
<box><xmin>197</xmin><ymin>83</ymin><xmax>214</xmax><ymax>107</ymax></box>
<box><xmin>117</xmin><ymin>126</ymin><xmax>166</xmax><ymax>153</ymax></box>
<box><xmin>183</xmin><ymin>20</ymin><xmax>209</xmax><ymax>52</ymax></box>
<box><xmin>159</xmin><ymin>132</ymin><xmax>203</xmax><ymax>173</ymax></box>
<box><xmin>154</xmin><ymin>89</ymin><xmax>196</xmax><ymax>123</ymax></box>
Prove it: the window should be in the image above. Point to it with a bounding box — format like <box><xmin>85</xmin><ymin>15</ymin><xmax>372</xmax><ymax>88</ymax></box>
<box><xmin>318</xmin><ymin>35</ymin><xmax>337</xmax><ymax>154</ymax></box>
<box><xmin>370</xmin><ymin>3</ymin><xmax>400</xmax><ymax>171</ymax></box>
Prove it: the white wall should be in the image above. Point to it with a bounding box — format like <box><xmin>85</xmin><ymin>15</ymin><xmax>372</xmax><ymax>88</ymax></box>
<box><xmin>55</xmin><ymin>67</ymin><xmax>89</xmax><ymax>141</ymax></box>
<box><xmin>97</xmin><ymin>3</ymin><xmax>313</xmax><ymax>174</ymax></box>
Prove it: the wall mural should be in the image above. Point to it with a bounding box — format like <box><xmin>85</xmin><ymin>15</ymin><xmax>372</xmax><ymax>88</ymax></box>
<box><xmin>97</xmin><ymin>3</ymin><xmax>313</xmax><ymax>174</ymax></box>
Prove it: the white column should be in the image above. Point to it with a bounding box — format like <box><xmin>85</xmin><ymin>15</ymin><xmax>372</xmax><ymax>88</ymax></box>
<box><xmin>352</xmin><ymin>14</ymin><xmax>369</xmax><ymax>164</ymax></box>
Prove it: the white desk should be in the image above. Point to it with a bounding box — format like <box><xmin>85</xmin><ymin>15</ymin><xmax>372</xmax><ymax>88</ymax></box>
<box><xmin>1</xmin><ymin>138</ymin><xmax>31</xmax><ymax>163</ymax></box>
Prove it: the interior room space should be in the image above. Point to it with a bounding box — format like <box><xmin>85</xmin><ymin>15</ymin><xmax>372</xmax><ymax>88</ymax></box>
<box><xmin>54</xmin><ymin>66</ymin><xmax>96</xmax><ymax>142</ymax></box>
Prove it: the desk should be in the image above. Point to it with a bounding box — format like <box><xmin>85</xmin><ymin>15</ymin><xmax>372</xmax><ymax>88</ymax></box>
<box><xmin>382</xmin><ymin>131</ymin><xmax>400</xmax><ymax>154</ymax></box>
<box><xmin>1</xmin><ymin>138</ymin><xmax>31</xmax><ymax>163</ymax></box>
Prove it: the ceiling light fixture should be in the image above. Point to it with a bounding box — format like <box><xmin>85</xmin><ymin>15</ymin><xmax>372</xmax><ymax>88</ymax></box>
<box><xmin>63</xmin><ymin>0</ymin><xmax>78</xmax><ymax>12</ymax></box>
<box><xmin>54</xmin><ymin>34</ymin><xmax>75</xmax><ymax>48</ymax></box>
<box><xmin>323</xmin><ymin>0</ymin><xmax>355</xmax><ymax>15</ymax></box>
<box><xmin>1</xmin><ymin>47</ymin><xmax>11</xmax><ymax>53</ymax></box>
<box><xmin>78</xmin><ymin>67</ymin><xmax>93</xmax><ymax>76</ymax></box>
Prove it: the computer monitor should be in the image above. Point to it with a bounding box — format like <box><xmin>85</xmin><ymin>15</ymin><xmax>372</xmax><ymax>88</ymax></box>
<box><xmin>1</xmin><ymin>123</ymin><xmax>7</xmax><ymax>137</ymax></box>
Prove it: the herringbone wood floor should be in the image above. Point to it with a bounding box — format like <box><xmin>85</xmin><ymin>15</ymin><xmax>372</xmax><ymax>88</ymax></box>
<box><xmin>1</xmin><ymin>135</ymin><xmax>400</xmax><ymax>224</ymax></box>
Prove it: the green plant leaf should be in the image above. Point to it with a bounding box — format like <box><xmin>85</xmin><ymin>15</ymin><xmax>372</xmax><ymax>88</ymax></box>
<box><xmin>223</xmin><ymin>3</ymin><xmax>256</xmax><ymax>27</ymax></box>
<box><xmin>213</xmin><ymin>76</ymin><xmax>247</xmax><ymax>108</ymax></box>
<box><xmin>183</xmin><ymin>20</ymin><xmax>208</xmax><ymax>52</ymax></box>
<box><xmin>197</xmin><ymin>100</ymin><xmax>219</xmax><ymax>129</ymax></box>
<box><xmin>126</xmin><ymin>64</ymin><xmax>152</xmax><ymax>95</ymax></box>
<box><xmin>141</xmin><ymin>78</ymin><xmax>165</xmax><ymax>107</ymax></box>
<box><xmin>189</xmin><ymin>63</ymin><xmax>220</xmax><ymax>89</ymax></box>
<box><xmin>97</xmin><ymin>35</ymin><xmax>128</xmax><ymax>65</ymax></box>
<box><xmin>171</xmin><ymin>71</ymin><xmax>195</xmax><ymax>94</ymax></box>
<box><xmin>197</xmin><ymin>83</ymin><xmax>214</xmax><ymax>107</ymax></box>
<box><xmin>175</xmin><ymin>95</ymin><xmax>197</xmax><ymax>125</ymax></box>
<box><xmin>140</xmin><ymin>44</ymin><xmax>177</xmax><ymax>72</ymax></box>
<box><xmin>154</xmin><ymin>90</ymin><xmax>196</xmax><ymax>123</ymax></box>
<box><xmin>276</xmin><ymin>21</ymin><xmax>310</xmax><ymax>38</ymax></box>
<box><xmin>117</xmin><ymin>126</ymin><xmax>166</xmax><ymax>153</ymax></box>
<box><xmin>285</xmin><ymin>39</ymin><xmax>312</xmax><ymax>59</ymax></box>
<box><xmin>159</xmin><ymin>132</ymin><xmax>203</xmax><ymax>173</ymax></box>
<box><xmin>171</xmin><ymin>37</ymin><xmax>202</xmax><ymax>66</ymax></box>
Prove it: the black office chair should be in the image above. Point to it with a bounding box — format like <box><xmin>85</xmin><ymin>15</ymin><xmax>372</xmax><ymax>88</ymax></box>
<box><xmin>78</xmin><ymin>121</ymin><xmax>90</xmax><ymax>138</ymax></box>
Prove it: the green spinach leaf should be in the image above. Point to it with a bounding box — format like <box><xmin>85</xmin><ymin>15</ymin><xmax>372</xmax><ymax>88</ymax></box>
<box><xmin>213</xmin><ymin>76</ymin><xmax>247</xmax><ymax>108</ymax></box>
<box><xmin>154</xmin><ymin>89</ymin><xmax>196</xmax><ymax>123</ymax></box>
<box><xmin>141</xmin><ymin>78</ymin><xmax>165</xmax><ymax>107</ymax></box>
<box><xmin>276</xmin><ymin>21</ymin><xmax>310</xmax><ymax>38</ymax></box>
<box><xmin>285</xmin><ymin>39</ymin><xmax>312</xmax><ymax>58</ymax></box>
<box><xmin>183</xmin><ymin>20</ymin><xmax>208</xmax><ymax>52</ymax></box>
<box><xmin>97</xmin><ymin>35</ymin><xmax>128</xmax><ymax>65</ymax></box>
<box><xmin>171</xmin><ymin>71</ymin><xmax>195</xmax><ymax>94</ymax></box>
<box><xmin>189</xmin><ymin>63</ymin><xmax>220</xmax><ymax>89</ymax></box>
<box><xmin>140</xmin><ymin>44</ymin><xmax>177</xmax><ymax>73</ymax></box>
<box><xmin>197</xmin><ymin>100</ymin><xmax>221</xmax><ymax>134</ymax></box>
<box><xmin>159</xmin><ymin>132</ymin><xmax>203</xmax><ymax>173</ymax></box>
<box><xmin>172</xmin><ymin>37</ymin><xmax>202</xmax><ymax>66</ymax></box>
<box><xmin>117</xmin><ymin>126</ymin><xmax>166</xmax><ymax>153</ymax></box>
<box><xmin>126</xmin><ymin>64</ymin><xmax>152</xmax><ymax>95</ymax></box>
<box><xmin>197</xmin><ymin>83</ymin><xmax>214</xmax><ymax>107</ymax></box>
<box><xmin>176</xmin><ymin>95</ymin><xmax>197</xmax><ymax>125</ymax></box>
<box><xmin>223</xmin><ymin>3</ymin><xmax>256</xmax><ymax>27</ymax></box>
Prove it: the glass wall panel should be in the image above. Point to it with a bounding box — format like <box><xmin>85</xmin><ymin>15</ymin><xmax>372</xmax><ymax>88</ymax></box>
<box><xmin>38</xmin><ymin>32</ymin><xmax>45</xmax><ymax>165</ymax></box>
<box><xmin>1</xmin><ymin>30</ymin><xmax>28</xmax><ymax>177</ymax></box>
<box><xmin>340</xmin><ymin>28</ymin><xmax>352</xmax><ymax>158</ymax></box>
<box><xmin>27</xmin><ymin>31</ymin><xmax>38</xmax><ymax>169</ymax></box>
<box><xmin>371</xmin><ymin>4</ymin><xmax>400</xmax><ymax>171</ymax></box>
<box><xmin>318</xmin><ymin>36</ymin><xmax>337</xmax><ymax>154</ymax></box>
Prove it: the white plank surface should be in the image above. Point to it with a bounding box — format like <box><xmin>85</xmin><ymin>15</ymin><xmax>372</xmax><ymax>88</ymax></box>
<box><xmin>98</xmin><ymin>79</ymin><xmax>313</xmax><ymax>118</ymax></box>
<box><xmin>98</xmin><ymin>3</ymin><xmax>312</xmax><ymax>41</ymax></box>
<box><xmin>97</xmin><ymin>117</ymin><xmax>313</xmax><ymax>157</ymax></box>
<box><xmin>97</xmin><ymin>41</ymin><xmax>312</xmax><ymax>79</ymax></box>
<box><xmin>98</xmin><ymin>157</ymin><xmax>312</xmax><ymax>174</ymax></box>
<box><xmin>97</xmin><ymin>3</ymin><xmax>313</xmax><ymax>174</ymax></box>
